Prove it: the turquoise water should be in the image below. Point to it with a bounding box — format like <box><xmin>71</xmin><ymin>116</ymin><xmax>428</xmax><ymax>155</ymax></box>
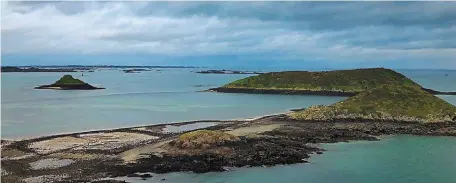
<box><xmin>115</xmin><ymin>136</ymin><xmax>456</xmax><ymax>183</ymax></box>
<box><xmin>1</xmin><ymin>69</ymin><xmax>455</xmax><ymax>139</ymax></box>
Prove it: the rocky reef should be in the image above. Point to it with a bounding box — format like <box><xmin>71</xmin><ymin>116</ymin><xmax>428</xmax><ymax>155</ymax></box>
<box><xmin>210</xmin><ymin>68</ymin><xmax>456</xmax><ymax>96</ymax></box>
<box><xmin>34</xmin><ymin>75</ymin><xmax>104</xmax><ymax>90</ymax></box>
<box><xmin>2</xmin><ymin>114</ymin><xmax>456</xmax><ymax>182</ymax></box>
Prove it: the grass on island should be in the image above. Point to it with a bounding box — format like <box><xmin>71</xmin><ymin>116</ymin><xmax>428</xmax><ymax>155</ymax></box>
<box><xmin>173</xmin><ymin>130</ymin><xmax>240</xmax><ymax>149</ymax></box>
<box><xmin>53</xmin><ymin>75</ymin><xmax>87</xmax><ymax>85</ymax></box>
<box><xmin>289</xmin><ymin>85</ymin><xmax>456</xmax><ymax>123</ymax></box>
<box><xmin>221</xmin><ymin>68</ymin><xmax>420</xmax><ymax>93</ymax></box>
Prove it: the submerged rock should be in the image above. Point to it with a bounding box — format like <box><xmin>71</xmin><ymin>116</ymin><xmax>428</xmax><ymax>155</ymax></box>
<box><xmin>34</xmin><ymin>75</ymin><xmax>104</xmax><ymax>90</ymax></box>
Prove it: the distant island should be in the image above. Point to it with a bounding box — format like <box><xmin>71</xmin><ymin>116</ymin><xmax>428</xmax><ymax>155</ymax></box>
<box><xmin>122</xmin><ymin>69</ymin><xmax>153</xmax><ymax>73</ymax></box>
<box><xmin>34</xmin><ymin>75</ymin><xmax>105</xmax><ymax>90</ymax></box>
<box><xmin>196</xmin><ymin>70</ymin><xmax>263</xmax><ymax>74</ymax></box>
<box><xmin>1</xmin><ymin>65</ymin><xmax>198</xmax><ymax>73</ymax></box>
<box><xmin>1</xmin><ymin>66</ymin><xmax>77</xmax><ymax>73</ymax></box>
<box><xmin>209</xmin><ymin>68</ymin><xmax>456</xmax><ymax>96</ymax></box>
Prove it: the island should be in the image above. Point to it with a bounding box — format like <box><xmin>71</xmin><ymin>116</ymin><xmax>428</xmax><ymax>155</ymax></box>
<box><xmin>289</xmin><ymin>84</ymin><xmax>456</xmax><ymax>123</ymax></box>
<box><xmin>196</xmin><ymin>69</ymin><xmax>263</xmax><ymax>74</ymax></box>
<box><xmin>209</xmin><ymin>68</ymin><xmax>456</xmax><ymax>96</ymax></box>
<box><xmin>34</xmin><ymin>75</ymin><xmax>105</xmax><ymax>90</ymax></box>
<box><xmin>2</xmin><ymin>81</ymin><xmax>456</xmax><ymax>182</ymax></box>
<box><xmin>1</xmin><ymin>66</ymin><xmax>77</xmax><ymax>73</ymax></box>
<box><xmin>122</xmin><ymin>69</ymin><xmax>151</xmax><ymax>73</ymax></box>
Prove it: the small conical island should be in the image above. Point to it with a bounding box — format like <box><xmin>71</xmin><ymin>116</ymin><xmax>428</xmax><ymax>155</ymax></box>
<box><xmin>34</xmin><ymin>75</ymin><xmax>104</xmax><ymax>90</ymax></box>
<box><xmin>289</xmin><ymin>85</ymin><xmax>456</xmax><ymax>123</ymax></box>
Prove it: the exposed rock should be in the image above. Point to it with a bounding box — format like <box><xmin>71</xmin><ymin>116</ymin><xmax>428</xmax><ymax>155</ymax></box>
<box><xmin>29</xmin><ymin>158</ymin><xmax>75</xmax><ymax>170</ymax></box>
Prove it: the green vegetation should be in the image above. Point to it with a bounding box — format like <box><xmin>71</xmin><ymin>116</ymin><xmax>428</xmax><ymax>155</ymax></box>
<box><xmin>173</xmin><ymin>130</ymin><xmax>240</xmax><ymax>149</ymax></box>
<box><xmin>221</xmin><ymin>68</ymin><xmax>420</xmax><ymax>93</ymax></box>
<box><xmin>53</xmin><ymin>75</ymin><xmax>86</xmax><ymax>85</ymax></box>
<box><xmin>289</xmin><ymin>85</ymin><xmax>456</xmax><ymax>123</ymax></box>
<box><xmin>35</xmin><ymin>75</ymin><xmax>104</xmax><ymax>90</ymax></box>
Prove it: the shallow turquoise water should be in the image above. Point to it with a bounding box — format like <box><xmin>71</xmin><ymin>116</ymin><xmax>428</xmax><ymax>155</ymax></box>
<box><xmin>115</xmin><ymin>135</ymin><xmax>456</xmax><ymax>183</ymax></box>
<box><xmin>1</xmin><ymin>69</ymin><xmax>455</xmax><ymax>139</ymax></box>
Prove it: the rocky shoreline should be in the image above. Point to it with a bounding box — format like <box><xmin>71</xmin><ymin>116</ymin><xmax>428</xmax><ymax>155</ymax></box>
<box><xmin>2</xmin><ymin>114</ymin><xmax>456</xmax><ymax>183</ymax></box>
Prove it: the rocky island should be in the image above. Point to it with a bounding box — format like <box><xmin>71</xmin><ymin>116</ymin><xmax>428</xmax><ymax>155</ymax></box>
<box><xmin>34</xmin><ymin>75</ymin><xmax>105</xmax><ymax>90</ymax></box>
<box><xmin>122</xmin><ymin>69</ymin><xmax>151</xmax><ymax>73</ymax></box>
<box><xmin>209</xmin><ymin>68</ymin><xmax>456</xmax><ymax>96</ymax></box>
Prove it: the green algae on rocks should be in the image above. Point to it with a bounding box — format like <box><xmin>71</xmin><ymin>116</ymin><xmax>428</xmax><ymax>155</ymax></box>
<box><xmin>211</xmin><ymin>68</ymin><xmax>456</xmax><ymax>96</ymax></box>
<box><xmin>289</xmin><ymin>85</ymin><xmax>456</xmax><ymax>123</ymax></box>
<box><xmin>35</xmin><ymin>75</ymin><xmax>104</xmax><ymax>90</ymax></box>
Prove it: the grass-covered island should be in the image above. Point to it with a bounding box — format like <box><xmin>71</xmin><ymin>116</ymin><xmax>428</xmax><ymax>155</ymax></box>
<box><xmin>289</xmin><ymin>85</ymin><xmax>456</xmax><ymax>123</ymax></box>
<box><xmin>34</xmin><ymin>75</ymin><xmax>104</xmax><ymax>90</ymax></box>
<box><xmin>209</xmin><ymin>68</ymin><xmax>456</xmax><ymax>96</ymax></box>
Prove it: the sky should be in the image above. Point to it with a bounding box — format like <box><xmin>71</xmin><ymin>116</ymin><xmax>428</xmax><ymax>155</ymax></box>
<box><xmin>1</xmin><ymin>1</ymin><xmax>456</xmax><ymax>69</ymax></box>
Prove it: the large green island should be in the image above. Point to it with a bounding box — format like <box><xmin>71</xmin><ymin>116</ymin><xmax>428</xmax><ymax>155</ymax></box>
<box><xmin>209</xmin><ymin>68</ymin><xmax>456</xmax><ymax>96</ymax></box>
<box><xmin>2</xmin><ymin>68</ymin><xmax>456</xmax><ymax>182</ymax></box>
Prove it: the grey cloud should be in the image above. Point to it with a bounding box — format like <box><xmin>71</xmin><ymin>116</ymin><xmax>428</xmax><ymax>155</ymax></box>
<box><xmin>2</xmin><ymin>1</ymin><xmax>456</xmax><ymax>65</ymax></box>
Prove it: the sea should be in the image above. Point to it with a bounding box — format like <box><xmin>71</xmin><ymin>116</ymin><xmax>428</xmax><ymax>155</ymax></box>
<box><xmin>1</xmin><ymin>68</ymin><xmax>456</xmax><ymax>183</ymax></box>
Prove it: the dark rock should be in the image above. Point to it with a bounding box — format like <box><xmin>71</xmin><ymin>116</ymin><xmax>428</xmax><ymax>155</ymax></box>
<box><xmin>126</xmin><ymin>173</ymin><xmax>140</xmax><ymax>177</ymax></box>
<box><xmin>139</xmin><ymin>174</ymin><xmax>152</xmax><ymax>178</ymax></box>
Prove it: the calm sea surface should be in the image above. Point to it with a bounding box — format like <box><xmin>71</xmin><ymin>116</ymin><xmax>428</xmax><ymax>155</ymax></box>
<box><xmin>1</xmin><ymin>69</ymin><xmax>455</xmax><ymax>139</ymax></box>
<box><xmin>1</xmin><ymin>68</ymin><xmax>456</xmax><ymax>183</ymax></box>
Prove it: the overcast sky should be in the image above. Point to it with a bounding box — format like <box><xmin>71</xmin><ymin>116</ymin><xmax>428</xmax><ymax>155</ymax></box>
<box><xmin>2</xmin><ymin>1</ymin><xmax>456</xmax><ymax>69</ymax></box>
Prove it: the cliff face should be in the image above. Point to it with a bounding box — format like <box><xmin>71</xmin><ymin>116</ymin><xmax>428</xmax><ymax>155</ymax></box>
<box><xmin>35</xmin><ymin>75</ymin><xmax>104</xmax><ymax>90</ymax></box>
<box><xmin>289</xmin><ymin>85</ymin><xmax>456</xmax><ymax>123</ymax></box>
